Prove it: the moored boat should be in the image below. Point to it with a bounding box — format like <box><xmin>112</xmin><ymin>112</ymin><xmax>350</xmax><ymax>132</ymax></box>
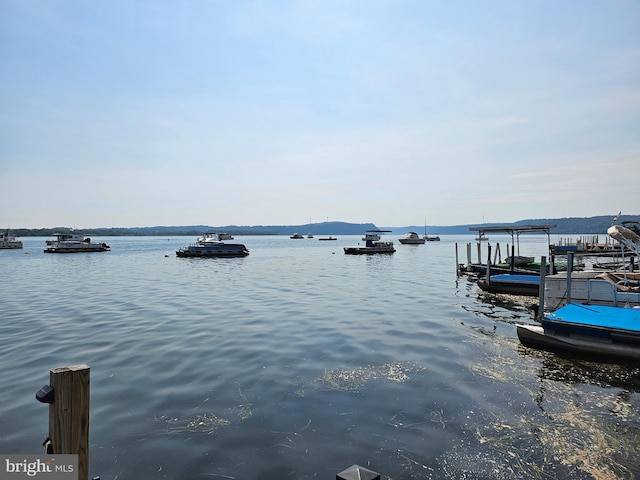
<box><xmin>176</xmin><ymin>235</ymin><xmax>249</xmax><ymax>258</ymax></box>
<box><xmin>398</xmin><ymin>232</ymin><xmax>425</xmax><ymax>245</ymax></box>
<box><xmin>478</xmin><ymin>274</ymin><xmax>540</xmax><ymax>296</ymax></box>
<box><xmin>318</xmin><ymin>236</ymin><xmax>337</xmax><ymax>241</ymax></box>
<box><xmin>544</xmin><ymin>270</ymin><xmax>640</xmax><ymax>310</ymax></box>
<box><xmin>345</xmin><ymin>230</ymin><xmax>395</xmax><ymax>255</ymax></box>
<box><xmin>517</xmin><ymin>303</ymin><xmax>640</xmax><ymax>361</ymax></box>
<box><xmin>44</xmin><ymin>231</ymin><xmax>110</xmax><ymax>253</ymax></box>
<box><xmin>290</xmin><ymin>233</ymin><xmax>304</xmax><ymax>239</ymax></box>
<box><xmin>0</xmin><ymin>230</ymin><xmax>23</xmax><ymax>249</ymax></box>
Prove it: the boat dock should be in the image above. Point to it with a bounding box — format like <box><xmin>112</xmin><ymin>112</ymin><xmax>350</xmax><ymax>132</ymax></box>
<box><xmin>551</xmin><ymin>235</ymin><xmax>624</xmax><ymax>256</ymax></box>
<box><xmin>458</xmin><ymin>224</ymin><xmax>557</xmax><ymax>276</ymax></box>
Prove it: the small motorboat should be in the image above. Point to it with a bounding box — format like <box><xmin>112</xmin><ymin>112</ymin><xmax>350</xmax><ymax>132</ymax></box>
<box><xmin>345</xmin><ymin>230</ymin><xmax>395</xmax><ymax>255</ymax></box>
<box><xmin>398</xmin><ymin>232</ymin><xmax>425</xmax><ymax>245</ymax></box>
<box><xmin>290</xmin><ymin>233</ymin><xmax>304</xmax><ymax>239</ymax></box>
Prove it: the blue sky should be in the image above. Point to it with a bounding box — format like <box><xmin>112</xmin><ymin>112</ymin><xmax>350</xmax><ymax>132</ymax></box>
<box><xmin>1</xmin><ymin>1</ymin><xmax>639</xmax><ymax>228</ymax></box>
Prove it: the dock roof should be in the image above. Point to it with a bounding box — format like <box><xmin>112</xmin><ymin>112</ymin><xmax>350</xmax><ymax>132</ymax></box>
<box><xmin>469</xmin><ymin>224</ymin><xmax>556</xmax><ymax>234</ymax></box>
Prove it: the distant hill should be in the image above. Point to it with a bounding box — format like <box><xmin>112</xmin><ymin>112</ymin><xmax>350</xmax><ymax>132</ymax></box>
<box><xmin>9</xmin><ymin>215</ymin><xmax>638</xmax><ymax>236</ymax></box>
<box><xmin>407</xmin><ymin>215</ymin><xmax>640</xmax><ymax>235</ymax></box>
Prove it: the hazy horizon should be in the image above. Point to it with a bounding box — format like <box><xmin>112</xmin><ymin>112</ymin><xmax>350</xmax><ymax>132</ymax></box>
<box><xmin>2</xmin><ymin>2</ymin><xmax>639</xmax><ymax>229</ymax></box>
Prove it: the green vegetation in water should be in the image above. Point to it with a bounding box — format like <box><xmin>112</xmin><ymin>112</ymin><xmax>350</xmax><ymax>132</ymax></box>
<box><xmin>316</xmin><ymin>362</ymin><xmax>426</xmax><ymax>392</ymax></box>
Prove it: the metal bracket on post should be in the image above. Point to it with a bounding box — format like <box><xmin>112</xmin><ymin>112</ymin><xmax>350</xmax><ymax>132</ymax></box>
<box><xmin>36</xmin><ymin>384</ymin><xmax>55</xmax><ymax>404</ymax></box>
<box><xmin>42</xmin><ymin>437</ymin><xmax>53</xmax><ymax>454</ymax></box>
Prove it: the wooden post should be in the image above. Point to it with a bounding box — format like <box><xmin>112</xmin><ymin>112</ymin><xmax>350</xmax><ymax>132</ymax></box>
<box><xmin>538</xmin><ymin>256</ymin><xmax>547</xmax><ymax>320</ymax></box>
<box><xmin>49</xmin><ymin>364</ymin><xmax>90</xmax><ymax>480</ymax></box>
<box><xmin>485</xmin><ymin>244</ymin><xmax>492</xmax><ymax>283</ymax></box>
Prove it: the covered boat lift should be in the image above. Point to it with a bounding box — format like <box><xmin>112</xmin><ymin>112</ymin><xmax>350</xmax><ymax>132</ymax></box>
<box><xmin>459</xmin><ymin>224</ymin><xmax>557</xmax><ymax>277</ymax></box>
<box><xmin>468</xmin><ymin>224</ymin><xmax>556</xmax><ymax>257</ymax></box>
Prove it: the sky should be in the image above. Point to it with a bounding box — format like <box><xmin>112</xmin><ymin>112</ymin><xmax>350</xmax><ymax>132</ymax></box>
<box><xmin>1</xmin><ymin>1</ymin><xmax>639</xmax><ymax>229</ymax></box>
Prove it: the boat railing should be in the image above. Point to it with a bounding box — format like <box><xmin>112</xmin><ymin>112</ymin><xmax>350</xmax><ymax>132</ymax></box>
<box><xmin>584</xmin><ymin>278</ymin><xmax>640</xmax><ymax>307</ymax></box>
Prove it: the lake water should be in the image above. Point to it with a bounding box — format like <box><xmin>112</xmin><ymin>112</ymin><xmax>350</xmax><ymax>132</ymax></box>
<box><xmin>2</xmin><ymin>235</ymin><xmax>639</xmax><ymax>479</ymax></box>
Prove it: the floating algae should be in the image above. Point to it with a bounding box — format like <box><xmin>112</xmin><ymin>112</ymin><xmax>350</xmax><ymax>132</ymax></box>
<box><xmin>317</xmin><ymin>362</ymin><xmax>426</xmax><ymax>392</ymax></box>
<box><xmin>456</xmin><ymin>322</ymin><xmax>640</xmax><ymax>479</ymax></box>
<box><xmin>158</xmin><ymin>413</ymin><xmax>230</xmax><ymax>436</ymax></box>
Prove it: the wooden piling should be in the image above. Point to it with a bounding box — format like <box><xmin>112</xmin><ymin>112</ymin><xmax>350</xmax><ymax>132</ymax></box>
<box><xmin>49</xmin><ymin>364</ymin><xmax>90</xmax><ymax>480</ymax></box>
<box><xmin>538</xmin><ymin>256</ymin><xmax>547</xmax><ymax>320</ymax></box>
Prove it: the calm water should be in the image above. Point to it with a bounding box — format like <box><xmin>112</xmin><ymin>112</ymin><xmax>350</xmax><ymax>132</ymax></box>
<box><xmin>2</xmin><ymin>235</ymin><xmax>639</xmax><ymax>479</ymax></box>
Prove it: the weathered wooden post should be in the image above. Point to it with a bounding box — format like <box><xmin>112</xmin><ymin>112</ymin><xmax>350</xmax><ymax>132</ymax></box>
<box><xmin>337</xmin><ymin>464</ymin><xmax>380</xmax><ymax>480</ymax></box>
<box><xmin>37</xmin><ymin>364</ymin><xmax>90</xmax><ymax>480</ymax></box>
<box><xmin>485</xmin><ymin>244</ymin><xmax>492</xmax><ymax>284</ymax></box>
<box><xmin>538</xmin><ymin>256</ymin><xmax>547</xmax><ymax>320</ymax></box>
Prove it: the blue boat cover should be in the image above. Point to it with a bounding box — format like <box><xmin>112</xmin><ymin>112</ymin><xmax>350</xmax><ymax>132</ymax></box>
<box><xmin>491</xmin><ymin>274</ymin><xmax>539</xmax><ymax>285</ymax></box>
<box><xmin>545</xmin><ymin>303</ymin><xmax>640</xmax><ymax>333</ymax></box>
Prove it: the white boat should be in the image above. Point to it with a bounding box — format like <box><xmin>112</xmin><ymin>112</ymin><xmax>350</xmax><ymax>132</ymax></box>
<box><xmin>345</xmin><ymin>230</ymin><xmax>395</xmax><ymax>255</ymax></box>
<box><xmin>307</xmin><ymin>233</ymin><xmax>314</xmax><ymax>238</ymax></box>
<box><xmin>290</xmin><ymin>233</ymin><xmax>304</xmax><ymax>239</ymax></box>
<box><xmin>543</xmin><ymin>224</ymin><xmax>640</xmax><ymax>309</ymax></box>
<box><xmin>544</xmin><ymin>270</ymin><xmax>640</xmax><ymax>310</ymax></box>
<box><xmin>44</xmin><ymin>231</ymin><xmax>110</xmax><ymax>253</ymax></box>
<box><xmin>0</xmin><ymin>231</ymin><xmax>23</xmax><ymax>249</ymax></box>
<box><xmin>608</xmin><ymin>224</ymin><xmax>640</xmax><ymax>257</ymax></box>
<box><xmin>398</xmin><ymin>231</ymin><xmax>425</xmax><ymax>245</ymax></box>
<box><xmin>197</xmin><ymin>232</ymin><xmax>233</xmax><ymax>243</ymax></box>
<box><xmin>362</xmin><ymin>232</ymin><xmax>381</xmax><ymax>241</ymax></box>
<box><xmin>177</xmin><ymin>235</ymin><xmax>249</xmax><ymax>258</ymax></box>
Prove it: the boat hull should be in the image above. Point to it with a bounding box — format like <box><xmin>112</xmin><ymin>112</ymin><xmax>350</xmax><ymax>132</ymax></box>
<box><xmin>478</xmin><ymin>274</ymin><xmax>540</xmax><ymax>296</ymax></box>
<box><xmin>517</xmin><ymin>324</ymin><xmax>640</xmax><ymax>361</ymax></box>
<box><xmin>0</xmin><ymin>243</ymin><xmax>23</xmax><ymax>249</ymax></box>
<box><xmin>176</xmin><ymin>245</ymin><xmax>249</xmax><ymax>258</ymax></box>
<box><xmin>44</xmin><ymin>243</ymin><xmax>110</xmax><ymax>253</ymax></box>
<box><xmin>344</xmin><ymin>246</ymin><xmax>395</xmax><ymax>255</ymax></box>
<box><xmin>398</xmin><ymin>238</ymin><xmax>425</xmax><ymax>244</ymax></box>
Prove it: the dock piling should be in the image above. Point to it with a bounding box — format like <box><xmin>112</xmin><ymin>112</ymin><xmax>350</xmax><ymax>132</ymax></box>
<box><xmin>36</xmin><ymin>364</ymin><xmax>90</xmax><ymax>480</ymax></box>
